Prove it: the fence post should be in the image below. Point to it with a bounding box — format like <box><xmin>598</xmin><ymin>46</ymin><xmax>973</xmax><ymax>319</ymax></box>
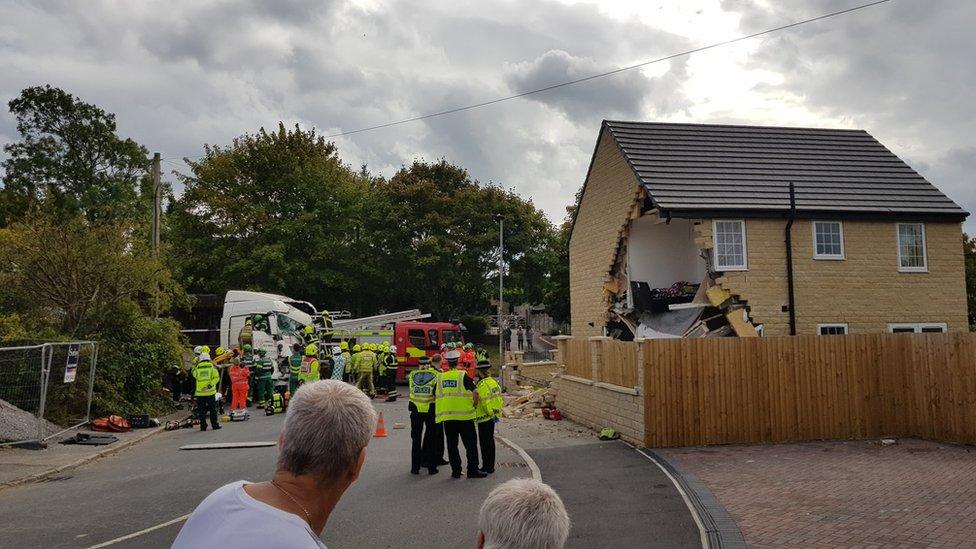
<box><xmin>85</xmin><ymin>342</ymin><xmax>98</xmax><ymax>423</ymax></box>
<box><xmin>634</xmin><ymin>338</ymin><xmax>646</xmax><ymax>394</ymax></box>
<box><xmin>589</xmin><ymin>336</ymin><xmax>610</xmax><ymax>382</ymax></box>
<box><xmin>552</xmin><ymin>335</ymin><xmax>572</xmax><ymax>367</ymax></box>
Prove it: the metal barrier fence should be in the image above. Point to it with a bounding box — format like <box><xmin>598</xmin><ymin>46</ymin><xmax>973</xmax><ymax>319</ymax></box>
<box><xmin>0</xmin><ymin>341</ymin><xmax>98</xmax><ymax>447</ymax></box>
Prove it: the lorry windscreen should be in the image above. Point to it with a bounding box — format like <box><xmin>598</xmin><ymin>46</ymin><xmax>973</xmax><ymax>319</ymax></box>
<box><xmin>442</xmin><ymin>330</ymin><xmax>462</xmax><ymax>344</ymax></box>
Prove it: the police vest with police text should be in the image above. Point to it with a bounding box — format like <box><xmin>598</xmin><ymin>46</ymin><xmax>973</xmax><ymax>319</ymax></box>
<box><xmin>434</xmin><ymin>369</ymin><xmax>475</xmax><ymax>423</ymax></box>
<box><xmin>409</xmin><ymin>369</ymin><xmax>438</xmax><ymax>413</ymax></box>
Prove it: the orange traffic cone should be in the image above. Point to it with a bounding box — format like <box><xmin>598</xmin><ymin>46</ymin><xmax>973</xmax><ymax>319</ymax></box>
<box><xmin>373</xmin><ymin>411</ymin><xmax>388</xmax><ymax>438</ymax></box>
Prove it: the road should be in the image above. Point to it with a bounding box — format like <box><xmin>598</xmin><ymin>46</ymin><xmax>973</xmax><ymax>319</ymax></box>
<box><xmin>0</xmin><ymin>400</ymin><xmax>528</xmax><ymax>549</ymax></box>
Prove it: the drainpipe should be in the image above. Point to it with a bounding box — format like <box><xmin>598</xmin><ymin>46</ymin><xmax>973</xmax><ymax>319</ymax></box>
<box><xmin>785</xmin><ymin>182</ymin><xmax>797</xmax><ymax>336</ymax></box>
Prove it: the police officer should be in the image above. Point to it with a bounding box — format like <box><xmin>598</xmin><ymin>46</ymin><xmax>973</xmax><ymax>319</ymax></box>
<box><xmin>192</xmin><ymin>353</ymin><xmax>221</xmax><ymax>431</ymax></box>
<box><xmin>474</xmin><ymin>360</ymin><xmax>503</xmax><ymax>474</ymax></box>
<box><xmin>434</xmin><ymin>349</ymin><xmax>486</xmax><ymax>479</ymax></box>
<box><xmin>408</xmin><ymin>357</ymin><xmax>439</xmax><ymax>475</ymax></box>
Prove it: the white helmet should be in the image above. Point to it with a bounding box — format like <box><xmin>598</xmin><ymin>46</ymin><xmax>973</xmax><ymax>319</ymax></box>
<box><xmin>389</xmin><ymin>345</ymin><xmax>397</xmax><ymax>353</ymax></box>
<box><xmin>193</xmin><ymin>345</ymin><xmax>202</xmax><ymax>355</ymax></box>
<box><xmin>331</xmin><ymin>346</ymin><xmax>341</xmax><ymax>356</ymax></box>
<box><xmin>199</xmin><ymin>352</ymin><xmax>212</xmax><ymax>361</ymax></box>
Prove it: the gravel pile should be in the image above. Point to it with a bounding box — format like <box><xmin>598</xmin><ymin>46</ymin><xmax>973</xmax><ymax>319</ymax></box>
<box><xmin>0</xmin><ymin>398</ymin><xmax>60</xmax><ymax>442</ymax></box>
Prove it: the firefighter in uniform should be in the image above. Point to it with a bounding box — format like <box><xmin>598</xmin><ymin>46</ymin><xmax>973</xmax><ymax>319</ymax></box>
<box><xmin>435</xmin><ymin>350</ymin><xmax>486</xmax><ymax>479</ymax></box>
<box><xmin>340</xmin><ymin>341</ymin><xmax>353</xmax><ymax>382</ymax></box>
<box><xmin>253</xmin><ymin>348</ymin><xmax>274</xmax><ymax>407</ymax></box>
<box><xmin>408</xmin><ymin>356</ymin><xmax>439</xmax><ymax>475</ymax></box>
<box><xmin>380</xmin><ymin>343</ymin><xmax>399</xmax><ymax>402</ymax></box>
<box><xmin>353</xmin><ymin>343</ymin><xmax>376</xmax><ymax>398</ymax></box>
<box><xmin>192</xmin><ymin>353</ymin><xmax>221</xmax><ymax>431</ymax></box>
<box><xmin>474</xmin><ymin>360</ymin><xmax>504</xmax><ymax>474</ymax></box>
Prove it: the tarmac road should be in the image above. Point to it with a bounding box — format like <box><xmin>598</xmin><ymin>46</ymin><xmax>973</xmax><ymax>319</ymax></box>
<box><xmin>0</xmin><ymin>399</ymin><xmax>528</xmax><ymax>549</ymax></box>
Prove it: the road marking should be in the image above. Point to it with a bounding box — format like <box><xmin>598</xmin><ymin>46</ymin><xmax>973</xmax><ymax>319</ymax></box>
<box><xmin>85</xmin><ymin>514</ymin><xmax>189</xmax><ymax>548</ymax></box>
<box><xmin>635</xmin><ymin>447</ymin><xmax>709</xmax><ymax>549</ymax></box>
<box><xmin>495</xmin><ymin>436</ymin><xmax>541</xmax><ymax>481</ymax></box>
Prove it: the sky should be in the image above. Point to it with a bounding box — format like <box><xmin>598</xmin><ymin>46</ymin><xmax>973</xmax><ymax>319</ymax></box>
<box><xmin>0</xmin><ymin>0</ymin><xmax>973</xmax><ymax>230</ymax></box>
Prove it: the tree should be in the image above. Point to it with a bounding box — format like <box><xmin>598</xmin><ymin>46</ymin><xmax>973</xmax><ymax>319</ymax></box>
<box><xmin>965</xmin><ymin>234</ymin><xmax>976</xmax><ymax>326</ymax></box>
<box><xmin>168</xmin><ymin>123</ymin><xmax>370</xmax><ymax>309</ymax></box>
<box><xmin>0</xmin><ymin>85</ymin><xmax>150</xmax><ymax>226</ymax></box>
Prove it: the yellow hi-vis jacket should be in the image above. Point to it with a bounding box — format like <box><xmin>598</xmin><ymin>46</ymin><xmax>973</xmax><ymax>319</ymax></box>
<box><xmin>192</xmin><ymin>361</ymin><xmax>219</xmax><ymax>397</ymax></box>
<box><xmin>474</xmin><ymin>376</ymin><xmax>503</xmax><ymax>423</ymax></box>
<box><xmin>342</xmin><ymin>351</ymin><xmax>352</xmax><ymax>373</ymax></box>
<box><xmin>434</xmin><ymin>369</ymin><xmax>475</xmax><ymax>423</ymax></box>
<box><xmin>354</xmin><ymin>350</ymin><xmax>376</xmax><ymax>374</ymax></box>
<box><xmin>408</xmin><ymin>369</ymin><xmax>438</xmax><ymax>413</ymax></box>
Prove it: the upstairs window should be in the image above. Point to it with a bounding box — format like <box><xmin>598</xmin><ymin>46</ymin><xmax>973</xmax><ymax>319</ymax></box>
<box><xmin>813</xmin><ymin>221</ymin><xmax>844</xmax><ymax>260</ymax></box>
<box><xmin>712</xmin><ymin>220</ymin><xmax>747</xmax><ymax>271</ymax></box>
<box><xmin>897</xmin><ymin>223</ymin><xmax>927</xmax><ymax>272</ymax></box>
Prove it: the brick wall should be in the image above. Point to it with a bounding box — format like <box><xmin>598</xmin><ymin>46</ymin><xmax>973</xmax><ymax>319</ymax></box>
<box><xmin>699</xmin><ymin>219</ymin><xmax>968</xmax><ymax>335</ymax></box>
<box><xmin>569</xmin><ymin>129</ymin><xmax>642</xmax><ymax>337</ymax></box>
<box><xmin>553</xmin><ymin>375</ymin><xmax>645</xmax><ymax>445</ymax></box>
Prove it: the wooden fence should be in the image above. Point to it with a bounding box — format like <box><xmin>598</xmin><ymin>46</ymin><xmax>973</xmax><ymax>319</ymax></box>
<box><xmin>644</xmin><ymin>333</ymin><xmax>976</xmax><ymax>447</ymax></box>
<box><xmin>557</xmin><ymin>333</ymin><xmax>976</xmax><ymax>448</ymax></box>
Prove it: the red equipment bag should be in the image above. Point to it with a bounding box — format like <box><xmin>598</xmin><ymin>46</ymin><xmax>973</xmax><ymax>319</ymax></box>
<box><xmin>90</xmin><ymin>415</ymin><xmax>132</xmax><ymax>432</ymax></box>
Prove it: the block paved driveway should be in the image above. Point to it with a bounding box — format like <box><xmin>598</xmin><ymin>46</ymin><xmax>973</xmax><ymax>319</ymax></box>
<box><xmin>661</xmin><ymin>439</ymin><xmax>976</xmax><ymax>548</ymax></box>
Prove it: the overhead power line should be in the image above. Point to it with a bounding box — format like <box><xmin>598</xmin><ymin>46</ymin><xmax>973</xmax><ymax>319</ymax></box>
<box><xmin>324</xmin><ymin>0</ymin><xmax>892</xmax><ymax>139</ymax></box>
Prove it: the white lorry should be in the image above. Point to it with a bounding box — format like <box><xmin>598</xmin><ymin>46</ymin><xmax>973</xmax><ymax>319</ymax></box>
<box><xmin>219</xmin><ymin>290</ymin><xmax>317</xmax><ymax>383</ymax></box>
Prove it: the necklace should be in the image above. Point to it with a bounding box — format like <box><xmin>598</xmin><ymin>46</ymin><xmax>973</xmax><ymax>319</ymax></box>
<box><xmin>270</xmin><ymin>480</ymin><xmax>312</xmax><ymax>526</ymax></box>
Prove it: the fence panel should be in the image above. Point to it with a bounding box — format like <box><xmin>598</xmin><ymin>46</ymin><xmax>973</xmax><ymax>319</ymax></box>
<box><xmin>600</xmin><ymin>340</ymin><xmax>639</xmax><ymax>388</ymax></box>
<box><xmin>563</xmin><ymin>339</ymin><xmax>592</xmax><ymax>379</ymax></box>
<box><xmin>642</xmin><ymin>332</ymin><xmax>976</xmax><ymax>448</ymax></box>
<box><xmin>0</xmin><ymin>345</ymin><xmax>46</xmax><ymax>445</ymax></box>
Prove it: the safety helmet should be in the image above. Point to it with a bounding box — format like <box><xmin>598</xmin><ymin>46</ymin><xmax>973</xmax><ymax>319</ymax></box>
<box><xmin>340</xmin><ymin>341</ymin><xmax>349</xmax><ymax>351</ymax></box>
<box><xmin>367</xmin><ymin>343</ymin><xmax>376</xmax><ymax>351</ymax></box>
<box><xmin>257</xmin><ymin>348</ymin><xmax>267</xmax><ymax>356</ymax></box>
<box><xmin>353</xmin><ymin>344</ymin><xmax>362</xmax><ymax>352</ymax></box>
<box><xmin>476</xmin><ymin>360</ymin><xmax>491</xmax><ymax>370</ymax></box>
<box><xmin>192</xmin><ymin>345</ymin><xmax>202</xmax><ymax>356</ymax></box>
<box><xmin>389</xmin><ymin>345</ymin><xmax>397</xmax><ymax>353</ymax></box>
<box><xmin>331</xmin><ymin>346</ymin><xmax>341</xmax><ymax>356</ymax></box>
<box><xmin>243</xmin><ymin>343</ymin><xmax>252</xmax><ymax>352</ymax></box>
<box><xmin>320</xmin><ymin>309</ymin><xmax>330</xmax><ymax>316</ymax></box>
<box><xmin>200</xmin><ymin>345</ymin><xmax>211</xmax><ymax>355</ymax></box>
<box><xmin>245</xmin><ymin>318</ymin><xmax>252</xmax><ymax>325</ymax></box>
<box><xmin>445</xmin><ymin>350</ymin><xmax>461</xmax><ymax>362</ymax></box>
<box><xmin>199</xmin><ymin>352</ymin><xmax>212</xmax><ymax>362</ymax></box>
<box><xmin>252</xmin><ymin>314</ymin><xmax>262</xmax><ymax>322</ymax></box>
<box><xmin>303</xmin><ymin>326</ymin><xmax>313</xmax><ymax>335</ymax></box>
<box><xmin>305</xmin><ymin>344</ymin><xmax>317</xmax><ymax>356</ymax></box>
<box><xmin>463</xmin><ymin>343</ymin><xmax>473</xmax><ymax>350</ymax></box>
<box><xmin>215</xmin><ymin>346</ymin><xmax>225</xmax><ymax>356</ymax></box>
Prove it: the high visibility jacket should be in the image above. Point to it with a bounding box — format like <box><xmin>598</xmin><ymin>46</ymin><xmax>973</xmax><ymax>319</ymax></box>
<box><xmin>377</xmin><ymin>352</ymin><xmax>387</xmax><ymax>375</ymax></box>
<box><xmin>192</xmin><ymin>361</ymin><xmax>219</xmax><ymax>397</ymax></box>
<box><xmin>342</xmin><ymin>351</ymin><xmax>353</xmax><ymax>373</ymax></box>
<box><xmin>355</xmin><ymin>350</ymin><xmax>376</xmax><ymax>373</ymax></box>
<box><xmin>229</xmin><ymin>364</ymin><xmax>249</xmax><ymax>385</ymax></box>
<box><xmin>408</xmin><ymin>369</ymin><xmax>438</xmax><ymax>413</ymax></box>
<box><xmin>474</xmin><ymin>377</ymin><xmax>503</xmax><ymax>423</ymax></box>
<box><xmin>380</xmin><ymin>352</ymin><xmax>396</xmax><ymax>375</ymax></box>
<box><xmin>255</xmin><ymin>358</ymin><xmax>274</xmax><ymax>378</ymax></box>
<box><xmin>289</xmin><ymin>354</ymin><xmax>302</xmax><ymax>376</ymax></box>
<box><xmin>300</xmin><ymin>356</ymin><xmax>319</xmax><ymax>383</ymax></box>
<box><xmin>434</xmin><ymin>369</ymin><xmax>475</xmax><ymax>423</ymax></box>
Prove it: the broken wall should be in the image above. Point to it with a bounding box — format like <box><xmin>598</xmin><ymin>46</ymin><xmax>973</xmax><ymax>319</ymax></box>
<box><xmin>569</xmin><ymin>130</ymin><xmax>643</xmax><ymax>337</ymax></box>
<box><xmin>697</xmin><ymin>219</ymin><xmax>968</xmax><ymax>335</ymax></box>
<box><xmin>627</xmin><ymin>216</ymin><xmax>707</xmax><ymax>292</ymax></box>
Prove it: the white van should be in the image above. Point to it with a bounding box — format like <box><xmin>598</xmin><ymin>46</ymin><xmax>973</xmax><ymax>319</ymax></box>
<box><xmin>219</xmin><ymin>290</ymin><xmax>316</xmax><ymax>383</ymax></box>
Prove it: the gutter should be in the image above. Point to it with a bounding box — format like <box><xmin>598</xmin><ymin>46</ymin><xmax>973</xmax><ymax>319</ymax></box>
<box><xmin>785</xmin><ymin>182</ymin><xmax>797</xmax><ymax>336</ymax></box>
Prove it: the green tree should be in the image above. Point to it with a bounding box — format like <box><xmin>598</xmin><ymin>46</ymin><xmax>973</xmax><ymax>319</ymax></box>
<box><xmin>0</xmin><ymin>85</ymin><xmax>151</xmax><ymax>225</ymax></box>
<box><xmin>965</xmin><ymin>233</ymin><xmax>976</xmax><ymax>326</ymax></box>
<box><xmin>168</xmin><ymin>124</ymin><xmax>370</xmax><ymax>309</ymax></box>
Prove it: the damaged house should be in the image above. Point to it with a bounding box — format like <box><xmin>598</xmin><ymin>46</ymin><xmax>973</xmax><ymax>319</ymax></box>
<box><xmin>569</xmin><ymin>121</ymin><xmax>968</xmax><ymax>339</ymax></box>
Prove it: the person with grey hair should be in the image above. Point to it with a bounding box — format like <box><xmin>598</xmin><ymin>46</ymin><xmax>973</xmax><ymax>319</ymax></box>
<box><xmin>477</xmin><ymin>478</ymin><xmax>571</xmax><ymax>549</ymax></box>
<box><xmin>173</xmin><ymin>380</ymin><xmax>377</xmax><ymax>549</ymax></box>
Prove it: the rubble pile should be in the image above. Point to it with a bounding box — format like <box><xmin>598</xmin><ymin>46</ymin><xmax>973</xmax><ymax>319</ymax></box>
<box><xmin>502</xmin><ymin>387</ymin><xmax>556</xmax><ymax>419</ymax></box>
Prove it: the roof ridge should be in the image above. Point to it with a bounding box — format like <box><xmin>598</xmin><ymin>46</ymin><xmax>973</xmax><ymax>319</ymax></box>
<box><xmin>603</xmin><ymin>119</ymin><xmax>869</xmax><ymax>134</ymax></box>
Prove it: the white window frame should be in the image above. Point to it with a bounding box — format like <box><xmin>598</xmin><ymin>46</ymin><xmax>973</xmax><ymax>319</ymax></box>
<box><xmin>817</xmin><ymin>323</ymin><xmax>849</xmax><ymax>335</ymax></box>
<box><xmin>896</xmin><ymin>223</ymin><xmax>928</xmax><ymax>273</ymax></box>
<box><xmin>712</xmin><ymin>219</ymin><xmax>748</xmax><ymax>271</ymax></box>
<box><xmin>887</xmin><ymin>322</ymin><xmax>947</xmax><ymax>333</ymax></box>
<box><xmin>812</xmin><ymin>221</ymin><xmax>845</xmax><ymax>260</ymax></box>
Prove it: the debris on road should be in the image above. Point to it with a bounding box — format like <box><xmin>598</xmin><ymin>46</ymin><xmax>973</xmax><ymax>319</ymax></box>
<box><xmin>179</xmin><ymin>441</ymin><xmax>277</xmax><ymax>450</ymax></box>
<box><xmin>502</xmin><ymin>387</ymin><xmax>557</xmax><ymax>419</ymax></box>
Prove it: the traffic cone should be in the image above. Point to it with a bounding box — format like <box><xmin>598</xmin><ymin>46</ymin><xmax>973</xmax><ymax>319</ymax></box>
<box><xmin>373</xmin><ymin>411</ymin><xmax>388</xmax><ymax>438</ymax></box>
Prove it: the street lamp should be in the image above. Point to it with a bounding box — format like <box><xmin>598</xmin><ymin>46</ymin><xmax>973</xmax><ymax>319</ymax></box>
<box><xmin>495</xmin><ymin>213</ymin><xmax>504</xmax><ymax>372</ymax></box>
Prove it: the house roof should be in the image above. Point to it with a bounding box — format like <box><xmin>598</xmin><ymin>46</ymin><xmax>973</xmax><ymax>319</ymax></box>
<box><xmin>604</xmin><ymin>120</ymin><xmax>967</xmax><ymax>221</ymax></box>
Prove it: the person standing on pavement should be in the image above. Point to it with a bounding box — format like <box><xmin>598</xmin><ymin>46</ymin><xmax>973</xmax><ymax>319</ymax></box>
<box><xmin>352</xmin><ymin>344</ymin><xmax>376</xmax><ymax>398</ymax></box>
<box><xmin>173</xmin><ymin>380</ymin><xmax>377</xmax><ymax>549</ymax></box>
<box><xmin>474</xmin><ymin>360</ymin><xmax>503</xmax><ymax>475</ymax></box>
<box><xmin>254</xmin><ymin>348</ymin><xmax>275</xmax><ymax>407</ymax></box>
<box><xmin>383</xmin><ymin>345</ymin><xmax>399</xmax><ymax>401</ymax></box>
<box><xmin>300</xmin><ymin>344</ymin><xmax>320</xmax><ymax>387</ymax></box>
<box><xmin>289</xmin><ymin>343</ymin><xmax>303</xmax><ymax>396</ymax></box>
<box><xmin>408</xmin><ymin>356</ymin><xmax>439</xmax><ymax>475</ymax></box>
<box><xmin>229</xmin><ymin>357</ymin><xmax>250</xmax><ymax>411</ymax></box>
<box><xmin>192</xmin><ymin>352</ymin><xmax>222</xmax><ymax>432</ymax></box>
<box><xmin>340</xmin><ymin>341</ymin><xmax>352</xmax><ymax>382</ymax></box>
<box><xmin>435</xmin><ymin>349</ymin><xmax>486</xmax><ymax>479</ymax></box>
<box><xmin>329</xmin><ymin>346</ymin><xmax>345</xmax><ymax>380</ymax></box>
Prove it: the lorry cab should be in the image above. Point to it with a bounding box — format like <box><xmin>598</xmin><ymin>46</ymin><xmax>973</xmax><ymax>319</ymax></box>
<box><xmin>394</xmin><ymin>321</ymin><xmax>464</xmax><ymax>373</ymax></box>
<box><xmin>219</xmin><ymin>291</ymin><xmax>314</xmax><ymax>384</ymax></box>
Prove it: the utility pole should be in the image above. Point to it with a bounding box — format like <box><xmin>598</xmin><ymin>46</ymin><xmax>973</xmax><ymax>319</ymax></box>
<box><xmin>151</xmin><ymin>153</ymin><xmax>161</xmax><ymax>319</ymax></box>
<box><xmin>496</xmin><ymin>214</ymin><xmax>504</xmax><ymax>369</ymax></box>
<box><xmin>151</xmin><ymin>152</ymin><xmax>161</xmax><ymax>257</ymax></box>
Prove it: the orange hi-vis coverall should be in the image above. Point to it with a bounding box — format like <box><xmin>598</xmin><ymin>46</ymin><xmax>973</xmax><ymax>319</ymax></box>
<box><xmin>229</xmin><ymin>364</ymin><xmax>250</xmax><ymax>410</ymax></box>
<box><xmin>462</xmin><ymin>350</ymin><xmax>477</xmax><ymax>379</ymax></box>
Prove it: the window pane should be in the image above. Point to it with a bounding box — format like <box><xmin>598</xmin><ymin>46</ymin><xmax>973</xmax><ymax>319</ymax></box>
<box><xmin>921</xmin><ymin>326</ymin><xmax>945</xmax><ymax>333</ymax></box>
<box><xmin>898</xmin><ymin>223</ymin><xmax>925</xmax><ymax>268</ymax></box>
<box><xmin>815</xmin><ymin>222</ymin><xmax>843</xmax><ymax>257</ymax></box>
<box><xmin>408</xmin><ymin>329</ymin><xmax>426</xmax><ymax>348</ymax></box>
<box><xmin>715</xmin><ymin>221</ymin><xmax>745</xmax><ymax>268</ymax></box>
